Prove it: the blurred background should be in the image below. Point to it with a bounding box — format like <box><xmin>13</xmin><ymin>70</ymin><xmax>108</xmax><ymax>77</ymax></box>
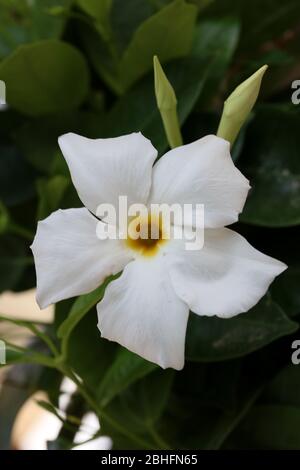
<box><xmin>0</xmin><ymin>0</ymin><xmax>300</xmax><ymax>450</ymax></box>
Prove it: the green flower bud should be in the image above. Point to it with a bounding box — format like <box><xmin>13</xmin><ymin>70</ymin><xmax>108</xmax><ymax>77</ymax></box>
<box><xmin>217</xmin><ymin>65</ymin><xmax>268</xmax><ymax>147</ymax></box>
<box><xmin>153</xmin><ymin>55</ymin><xmax>182</xmax><ymax>148</ymax></box>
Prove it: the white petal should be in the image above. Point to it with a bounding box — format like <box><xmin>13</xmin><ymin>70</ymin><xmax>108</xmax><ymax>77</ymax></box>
<box><xmin>58</xmin><ymin>132</ymin><xmax>157</xmax><ymax>216</ymax></box>
<box><xmin>97</xmin><ymin>257</ymin><xmax>189</xmax><ymax>370</ymax></box>
<box><xmin>167</xmin><ymin>227</ymin><xmax>287</xmax><ymax>318</ymax></box>
<box><xmin>149</xmin><ymin>135</ymin><xmax>250</xmax><ymax>228</ymax></box>
<box><xmin>31</xmin><ymin>208</ymin><xmax>133</xmax><ymax>308</ymax></box>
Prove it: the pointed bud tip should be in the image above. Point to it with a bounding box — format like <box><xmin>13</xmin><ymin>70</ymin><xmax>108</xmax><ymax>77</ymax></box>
<box><xmin>153</xmin><ymin>55</ymin><xmax>177</xmax><ymax>109</ymax></box>
<box><xmin>230</xmin><ymin>64</ymin><xmax>268</xmax><ymax>99</ymax></box>
<box><xmin>217</xmin><ymin>65</ymin><xmax>268</xmax><ymax>146</ymax></box>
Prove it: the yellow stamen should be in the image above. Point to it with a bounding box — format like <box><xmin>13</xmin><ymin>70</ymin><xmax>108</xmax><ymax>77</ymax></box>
<box><xmin>125</xmin><ymin>212</ymin><xmax>169</xmax><ymax>257</ymax></box>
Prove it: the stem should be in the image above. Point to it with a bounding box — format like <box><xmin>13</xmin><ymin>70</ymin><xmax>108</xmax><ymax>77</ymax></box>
<box><xmin>56</xmin><ymin>392</ymin><xmax>86</xmax><ymax>448</ymax></box>
<box><xmin>61</xmin><ymin>366</ymin><xmax>158</xmax><ymax>450</ymax></box>
<box><xmin>30</xmin><ymin>324</ymin><xmax>60</xmax><ymax>358</ymax></box>
<box><xmin>161</xmin><ymin>108</ymin><xmax>183</xmax><ymax>149</ymax></box>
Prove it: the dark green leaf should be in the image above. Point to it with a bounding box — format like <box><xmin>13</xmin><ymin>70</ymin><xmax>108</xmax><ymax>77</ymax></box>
<box><xmin>203</xmin><ymin>0</ymin><xmax>300</xmax><ymax>52</ymax></box>
<box><xmin>191</xmin><ymin>18</ymin><xmax>240</xmax><ymax>106</ymax></box>
<box><xmin>66</xmin><ymin>311</ymin><xmax>117</xmax><ymax>389</ymax></box>
<box><xmin>240</xmin><ymin>106</ymin><xmax>300</xmax><ymax>227</ymax></box>
<box><xmin>119</xmin><ymin>0</ymin><xmax>197</xmax><ymax>91</ymax></box>
<box><xmin>186</xmin><ymin>295</ymin><xmax>298</xmax><ymax>362</ymax></box>
<box><xmin>110</xmin><ymin>0</ymin><xmax>155</xmax><ymax>53</ymax></box>
<box><xmin>232</xmin><ymin>404</ymin><xmax>300</xmax><ymax>449</ymax></box>
<box><xmin>81</xmin><ymin>0</ymin><xmax>197</xmax><ymax>94</ymax></box>
<box><xmin>262</xmin><ymin>364</ymin><xmax>300</xmax><ymax>408</ymax></box>
<box><xmin>100</xmin><ymin>369</ymin><xmax>174</xmax><ymax>449</ymax></box>
<box><xmin>96</xmin><ymin>348</ymin><xmax>157</xmax><ymax>407</ymax></box>
<box><xmin>57</xmin><ymin>276</ymin><xmax>117</xmax><ymax>352</ymax></box>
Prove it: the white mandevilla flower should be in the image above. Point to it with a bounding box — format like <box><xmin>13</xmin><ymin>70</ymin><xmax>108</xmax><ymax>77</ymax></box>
<box><xmin>31</xmin><ymin>133</ymin><xmax>287</xmax><ymax>370</ymax></box>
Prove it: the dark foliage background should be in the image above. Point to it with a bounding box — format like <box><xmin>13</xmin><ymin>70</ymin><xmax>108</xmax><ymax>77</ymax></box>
<box><xmin>0</xmin><ymin>0</ymin><xmax>300</xmax><ymax>450</ymax></box>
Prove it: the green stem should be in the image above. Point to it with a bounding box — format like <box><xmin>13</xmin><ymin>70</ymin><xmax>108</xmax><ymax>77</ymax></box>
<box><xmin>161</xmin><ymin>108</ymin><xmax>183</xmax><ymax>149</ymax></box>
<box><xmin>30</xmin><ymin>324</ymin><xmax>60</xmax><ymax>357</ymax></box>
<box><xmin>61</xmin><ymin>366</ymin><xmax>158</xmax><ymax>450</ymax></box>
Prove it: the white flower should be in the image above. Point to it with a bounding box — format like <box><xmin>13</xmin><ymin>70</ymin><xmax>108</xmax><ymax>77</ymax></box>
<box><xmin>31</xmin><ymin>133</ymin><xmax>287</xmax><ymax>370</ymax></box>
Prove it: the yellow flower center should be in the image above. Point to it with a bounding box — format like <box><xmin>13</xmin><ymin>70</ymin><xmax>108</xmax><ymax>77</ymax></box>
<box><xmin>125</xmin><ymin>212</ymin><xmax>169</xmax><ymax>257</ymax></box>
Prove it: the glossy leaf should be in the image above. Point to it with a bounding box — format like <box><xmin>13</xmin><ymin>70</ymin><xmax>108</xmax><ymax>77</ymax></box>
<box><xmin>0</xmin><ymin>40</ymin><xmax>90</xmax><ymax>116</ymax></box>
<box><xmin>97</xmin><ymin>348</ymin><xmax>157</xmax><ymax>407</ymax></box>
<box><xmin>240</xmin><ymin>106</ymin><xmax>300</xmax><ymax>227</ymax></box>
<box><xmin>100</xmin><ymin>369</ymin><xmax>174</xmax><ymax>449</ymax></box>
<box><xmin>119</xmin><ymin>0</ymin><xmax>197</xmax><ymax>91</ymax></box>
<box><xmin>186</xmin><ymin>295</ymin><xmax>298</xmax><ymax>362</ymax></box>
<box><xmin>57</xmin><ymin>277</ymin><xmax>116</xmax><ymax>360</ymax></box>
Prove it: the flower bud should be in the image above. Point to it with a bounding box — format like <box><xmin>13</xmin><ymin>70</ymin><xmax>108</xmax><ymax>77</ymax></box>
<box><xmin>217</xmin><ymin>65</ymin><xmax>268</xmax><ymax>146</ymax></box>
<box><xmin>153</xmin><ymin>55</ymin><xmax>182</xmax><ymax>148</ymax></box>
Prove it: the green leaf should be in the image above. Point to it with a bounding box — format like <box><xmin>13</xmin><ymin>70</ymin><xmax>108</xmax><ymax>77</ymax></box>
<box><xmin>66</xmin><ymin>310</ymin><xmax>117</xmax><ymax>389</ymax></box>
<box><xmin>58</xmin><ymin>276</ymin><xmax>117</xmax><ymax>359</ymax></box>
<box><xmin>110</xmin><ymin>0</ymin><xmax>156</xmax><ymax>52</ymax></box>
<box><xmin>96</xmin><ymin>348</ymin><xmax>157</xmax><ymax>408</ymax></box>
<box><xmin>186</xmin><ymin>295</ymin><xmax>298</xmax><ymax>362</ymax></box>
<box><xmin>203</xmin><ymin>0</ymin><xmax>300</xmax><ymax>53</ymax></box>
<box><xmin>77</xmin><ymin>0</ymin><xmax>112</xmax><ymax>21</ymax></box>
<box><xmin>0</xmin><ymin>40</ymin><xmax>90</xmax><ymax>116</ymax></box>
<box><xmin>191</xmin><ymin>17</ymin><xmax>240</xmax><ymax>107</ymax></box>
<box><xmin>239</xmin><ymin>106</ymin><xmax>300</xmax><ymax>227</ymax></box>
<box><xmin>100</xmin><ymin>369</ymin><xmax>174</xmax><ymax>449</ymax></box>
<box><xmin>37</xmin><ymin>175</ymin><xmax>69</xmax><ymax>220</ymax></box>
<box><xmin>0</xmin><ymin>0</ymin><xmax>73</xmax><ymax>59</ymax></box>
<box><xmin>77</xmin><ymin>0</ymin><xmax>112</xmax><ymax>40</ymax></box>
<box><xmin>82</xmin><ymin>0</ymin><xmax>198</xmax><ymax>95</ymax></box>
<box><xmin>232</xmin><ymin>404</ymin><xmax>300</xmax><ymax>449</ymax></box>
<box><xmin>16</xmin><ymin>111</ymin><xmax>106</xmax><ymax>174</ymax></box>
<box><xmin>187</xmin><ymin>386</ymin><xmax>262</xmax><ymax>450</ymax></box>
<box><xmin>106</xmin><ymin>17</ymin><xmax>238</xmax><ymax>152</ymax></box>
<box><xmin>262</xmin><ymin>364</ymin><xmax>300</xmax><ymax>408</ymax></box>
<box><xmin>119</xmin><ymin>0</ymin><xmax>197</xmax><ymax>91</ymax></box>
<box><xmin>106</xmin><ymin>57</ymin><xmax>210</xmax><ymax>153</ymax></box>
